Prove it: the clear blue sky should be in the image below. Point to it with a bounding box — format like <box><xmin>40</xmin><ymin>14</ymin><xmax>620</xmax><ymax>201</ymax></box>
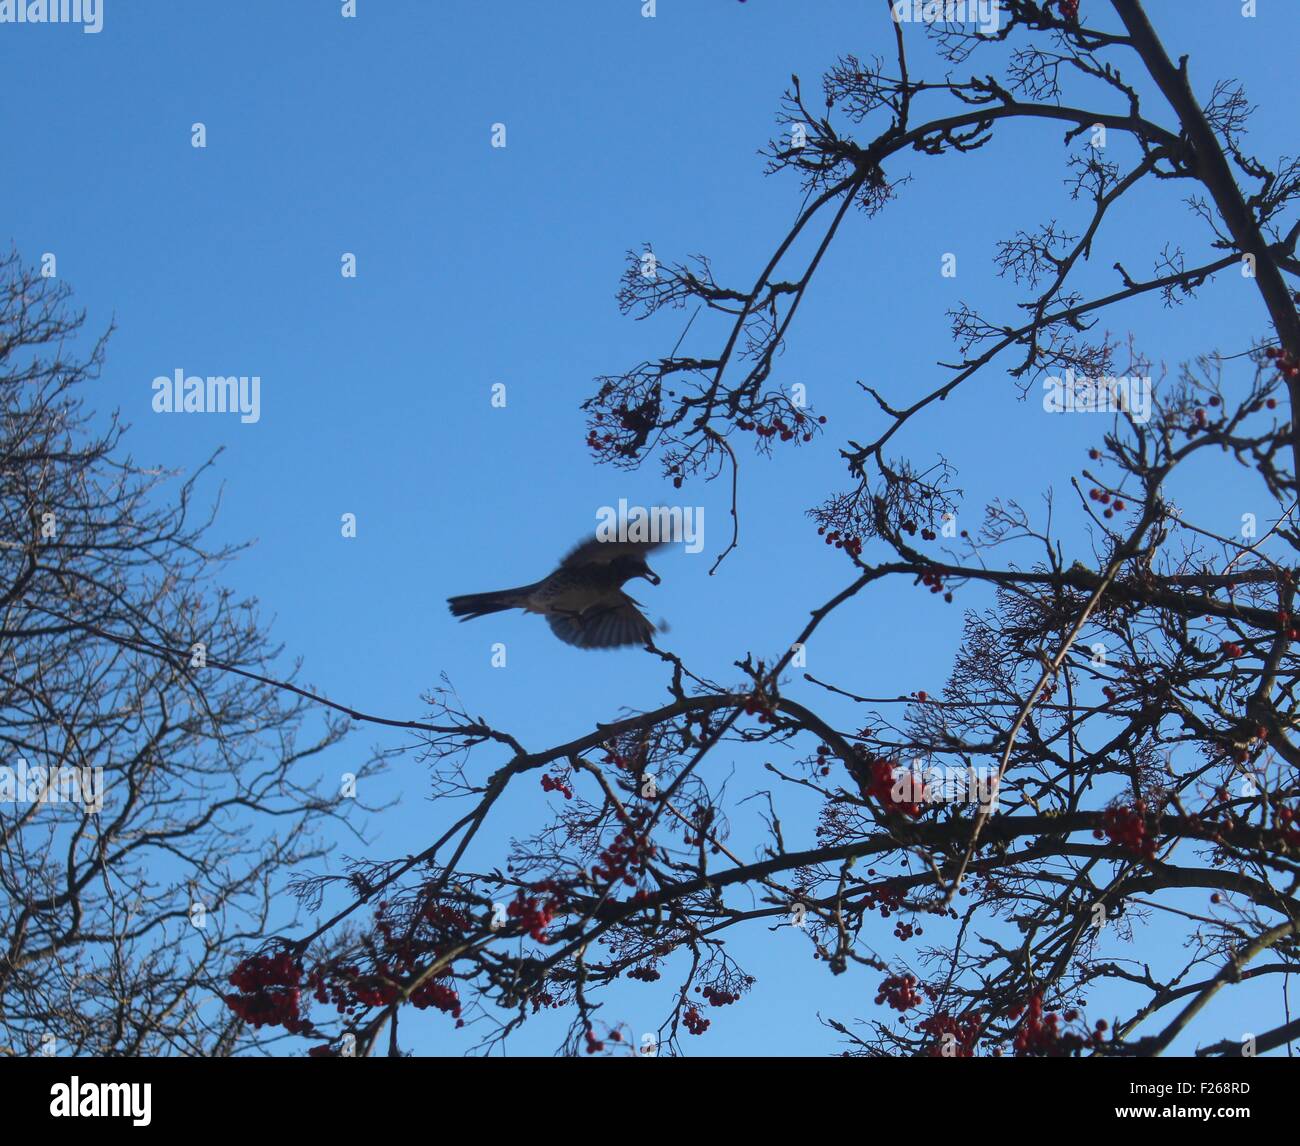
<box><xmin>5</xmin><ymin>0</ymin><xmax>1296</xmax><ymax>1055</ymax></box>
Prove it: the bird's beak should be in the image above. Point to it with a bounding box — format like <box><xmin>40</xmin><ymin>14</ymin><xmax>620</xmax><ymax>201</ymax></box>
<box><xmin>642</xmin><ymin>567</ymin><xmax>661</xmax><ymax>586</ymax></box>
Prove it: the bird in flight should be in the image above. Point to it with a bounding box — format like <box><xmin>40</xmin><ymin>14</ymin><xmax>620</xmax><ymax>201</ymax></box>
<box><xmin>447</xmin><ymin>536</ymin><xmax>663</xmax><ymax>649</ymax></box>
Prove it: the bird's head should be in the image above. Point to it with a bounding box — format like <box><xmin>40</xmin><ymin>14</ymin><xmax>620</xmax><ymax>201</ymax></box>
<box><xmin>611</xmin><ymin>553</ymin><xmax>660</xmax><ymax>586</ymax></box>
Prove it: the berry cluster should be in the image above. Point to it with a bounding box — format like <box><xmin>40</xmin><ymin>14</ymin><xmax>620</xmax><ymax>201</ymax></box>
<box><xmin>1087</xmin><ymin>487</ymin><xmax>1126</xmax><ymax>519</ymax></box>
<box><xmin>628</xmin><ymin>965</ymin><xmax>662</xmax><ymax>982</ymax></box>
<box><xmin>919</xmin><ymin>569</ymin><xmax>949</xmax><ymax>599</ymax></box>
<box><xmin>862</xmin><ymin>879</ymin><xmax>905</xmax><ymax>918</ymax></box>
<box><xmin>408</xmin><ymin>980</ymin><xmax>462</xmax><ymax>1018</ymax></box>
<box><xmin>814</xmin><ymin>742</ymin><xmax>834</xmax><ymax>777</ymax></box>
<box><xmin>858</xmin><ymin>752</ymin><xmax>926</xmax><ymax>818</ymax></box>
<box><xmin>366</xmin><ymin>896</ymin><xmax>471</xmax><ymax>1011</ymax></box>
<box><xmin>817</xmin><ymin>526</ymin><xmax>863</xmax><ymax>558</ymax></box>
<box><xmin>227</xmin><ymin>892</ymin><xmax>479</xmax><ymax>1038</ymax></box>
<box><xmin>736</xmin><ymin>410</ymin><xmax>825</xmax><ymax>443</ymax></box>
<box><xmin>918</xmin><ymin>1011</ymin><xmax>981</xmax><ymax>1057</ymax></box>
<box><xmin>506</xmin><ymin>881</ymin><xmax>567</xmax><ymax>942</ymax></box>
<box><xmin>585</xmin><ymin>425</ymin><xmax>627</xmax><ymax>458</ymax></box>
<box><xmin>591</xmin><ymin>826</ymin><xmax>654</xmax><ymax>888</ymax></box>
<box><xmin>1275</xmin><ymin>608</ymin><xmax>1300</xmax><ymax>642</ymax></box>
<box><xmin>1182</xmin><ymin>347</ymin><xmax>1287</xmax><ymax>442</ymax></box>
<box><xmin>1265</xmin><ymin>345</ymin><xmax>1296</xmax><ymax>384</ymax></box>
<box><xmin>310</xmin><ymin>965</ymin><xmax>398</xmax><ymax>1013</ymax></box>
<box><xmin>900</xmin><ymin>519</ymin><xmax>941</xmax><ymax>543</ymax></box>
<box><xmin>1010</xmin><ymin>994</ymin><xmax>1103</xmax><ymax>1056</ymax></box>
<box><xmin>541</xmin><ymin>771</ymin><xmax>573</xmax><ymax>799</ymax></box>
<box><xmin>701</xmin><ymin>985</ymin><xmax>739</xmax><ymax>1007</ymax></box>
<box><xmin>600</xmin><ymin>742</ymin><xmax>644</xmax><ymax>773</ymax></box>
<box><xmin>585</xmin><ymin>399</ymin><xmax>658</xmax><ymax>460</ymax></box>
<box><xmin>682</xmin><ymin>1005</ymin><xmax>710</xmax><ymax>1035</ymax></box>
<box><xmin>1271</xmin><ymin>804</ymin><xmax>1300</xmax><ymax>849</ymax></box>
<box><xmin>742</xmin><ymin>692</ymin><xmax>779</xmax><ymax>725</ymax></box>
<box><xmin>1095</xmin><ymin>801</ymin><xmax>1157</xmax><ymax>859</ymax></box>
<box><xmin>423</xmin><ymin>901</ymin><xmax>472</xmax><ymax>931</ymax></box>
<box><xmin>875</xmin><ymin>973</ymin><xmax>923</xmax><ymax>1012</ymax></box>
<box><xmin>530</xmin><ymin>988</ymin><xmax>558</xmax><ymax>1013</ymax></box>
<box><xmin>224</xmin><ymin>951</ymin><xmax>309</xmax><ymax>1033</ymax></box>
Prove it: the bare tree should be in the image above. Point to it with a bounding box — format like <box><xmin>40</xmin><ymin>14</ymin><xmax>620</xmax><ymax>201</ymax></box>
<box><xmin>0</xmin><ymin>249</ymin><xmax>379</xmax><ymax>1056</ymax></box>
<box><xmin>212</xmin><ymin>0</ymin><xmax>1300</xmax><ymax>1057</ymax></box>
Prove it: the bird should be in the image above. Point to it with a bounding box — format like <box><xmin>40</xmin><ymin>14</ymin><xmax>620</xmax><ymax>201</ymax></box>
<box><xmin>447</xmin><ymin>536</ymin><xmax>664</xmax><ymax>650</ymax></box>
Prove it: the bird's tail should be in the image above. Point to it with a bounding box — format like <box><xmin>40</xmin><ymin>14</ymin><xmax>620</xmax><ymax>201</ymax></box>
<box><xmin>447</xmin><ymin>586</ymin><xmax>529</xmax><ymax>621</ymax></box>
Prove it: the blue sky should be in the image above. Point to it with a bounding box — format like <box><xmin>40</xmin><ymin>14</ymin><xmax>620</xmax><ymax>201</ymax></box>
<box><xmin>5</xmin><ymin>0</ymin><xmax>1298</xmax><ymax>1055</ymax></box>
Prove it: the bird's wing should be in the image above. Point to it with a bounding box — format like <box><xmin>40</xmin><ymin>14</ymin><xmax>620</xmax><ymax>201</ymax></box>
<box><xmin>546</xmin><ymin>593</ymin><xmax>655</xmax><ymax>649</ymax></box>
<box><xmin>559</xmin><ymin>535</ymin><xmax>665</xmax><ymax>569</ymax></box>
